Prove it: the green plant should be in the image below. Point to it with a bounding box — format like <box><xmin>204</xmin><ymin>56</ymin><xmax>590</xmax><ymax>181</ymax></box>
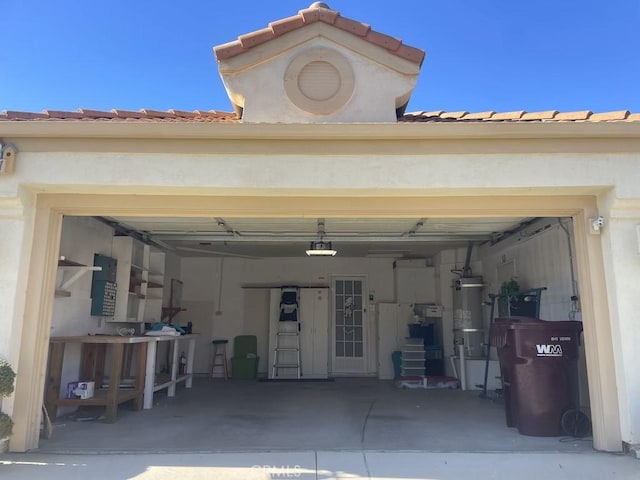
<box><xmin>0</xmin><ymin>360</ymin><xmax>15</xmax><ymax>440</ymax></box>
<box><xmin>498</xmin><ymin>279</ymin><xmax>520</xmax><ymax>316</ymax></box>
<box><xmin>0</xmin><ymin>360</ymin><xmax>16</xmax><ymax>398</ymax></box>
<box><xmin>0</xmin><ymin>412</ymin><xmax>12</xmax><ymax>440</ymax></box>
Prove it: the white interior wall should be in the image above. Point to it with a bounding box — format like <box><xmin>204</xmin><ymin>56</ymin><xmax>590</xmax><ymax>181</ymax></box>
<box><xmin>243</xmin><ymin>289</ymin><xmax>271</xmax><ymax>374</ymax></box>
<box><xmin>52</xmin><ymin>216</ymin><xmax>118</xmax><ymax>414</ymax></box>
<box><xmin>163</xmin><ymin>252</ymin><xmax>181</xmax><ymax>308</ymax></box>
<box><xmin>152</xmin><ymin>251</ymin><xmax>182</xmax><ymax>373</ymax></box>
<box><xmin>180</xmin><ymin>256</ymin><xmax>398</xmax><ymax>375</ymax></box>
<box><xmin>478</xmin><ymin>218</ymin><xmax>578</xmax><ymax>322</ymax></box>
<box><xmin>179</xmin><ymin>257</ymin><xmax>218</xmax><ymax>375</ymax></box>
<box><xmin>394</xmin><ymin>259</ymin><xmax>437</xmax><ymax>303</ymax></box>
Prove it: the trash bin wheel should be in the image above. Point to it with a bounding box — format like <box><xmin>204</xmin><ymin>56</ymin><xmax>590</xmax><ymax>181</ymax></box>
<box><xmin>560</xmin><ymin>409</ymin><xmax>592</xmax><ymax>438</ymax></box>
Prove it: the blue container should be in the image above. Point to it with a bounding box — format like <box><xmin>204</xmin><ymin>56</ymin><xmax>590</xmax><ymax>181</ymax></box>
<box><xmin>392</xmin><ymin>351</ymin><xmax>402</xmax><ymax>378</ymax></box>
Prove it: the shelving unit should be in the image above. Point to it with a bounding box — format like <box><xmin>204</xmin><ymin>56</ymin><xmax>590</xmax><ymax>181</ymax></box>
<box><xmin>401</xmin><ymin>337</ymin><xmax>426</xmax><ymax>377</ymax></box>
<box><xmin>55</xmin><ymin>256</ymin><xmax>102</xmax><ymax>297</ymax></box>
<box><xmin>144</xmin><ymin>249</ymin><xmax>166</xmax><ymax>324</ymax></box>
<box><xmin>111</xmin><ymin>236</ymin><xmax>165</xmax><ymax>323</ymax></box>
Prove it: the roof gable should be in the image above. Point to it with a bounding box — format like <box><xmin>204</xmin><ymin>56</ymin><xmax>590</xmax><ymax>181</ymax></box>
<box><xmin>214</xmin><ymin>3</ymin><xmax>424</xmax><ymax>66</ymax></box>
<box><xmin>213</xmin><ymin>3</ymin><xmax>425</xmax><ymax>123</ymax></box>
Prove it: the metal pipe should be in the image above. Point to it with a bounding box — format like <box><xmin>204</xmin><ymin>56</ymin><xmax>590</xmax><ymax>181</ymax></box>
<box><xmin>458</xmin><ymin>344</ymin><xmax>467</xmax><ymax>391</ymax></box>
<box><xmin>463</xmin><ymin>242</ymin><xmax>474</xmax><ymax>277</ymax></box>
<box><xmin>558</xmin><ymin>218</ymin><xmax>579</xmax><ymax>319</ymax></box>
<box><xmin>557</xmin><ymin>218</ymin><xmax>577</xmax><ymax>297</ymax></box>
<box><xmin>153</xmin><ymin>233</ymin><xmax>492</xmax><ymax>242</ymax></box>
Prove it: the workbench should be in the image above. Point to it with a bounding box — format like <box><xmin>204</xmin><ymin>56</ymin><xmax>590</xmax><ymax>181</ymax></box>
<box><xmin>143</xmin><ymin>334</ymin><xmax>196</xmax><ymax>409</ymax></box>
<box><xmin>45</xmin><ymin>334</ymin><xmax>197</xmax><ymax>422</ymax></box>
<box><xmin>46</xmin><ymin>335</ymin><xmax>151</xmax><ymax>423</ymax></box>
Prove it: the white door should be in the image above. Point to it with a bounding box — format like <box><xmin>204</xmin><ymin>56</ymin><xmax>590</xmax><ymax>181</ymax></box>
<box><xmin>268</xmin><ymin>288</ymin><xmax>330</xmax><ymax>379</ymax></box>
<box><xmin>300</xmin><ymin>288</ymin><xmax>329</xmax><ymax>378</ymax></box>
<box><xmin>331</xmin><ymin>276</ymin><xmax>368</xmax><ymax>375</ymax></box>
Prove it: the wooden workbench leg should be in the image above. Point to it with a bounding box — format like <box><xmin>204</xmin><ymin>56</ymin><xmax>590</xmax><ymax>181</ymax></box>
<box><xmin>168</xmin><ymin>340</ymin><xmax>179</xmax><ymax>397</ymax></box>
<box><xmin>133</xmin><ymin>342</ymin><xmax>147</xmax><ymax>411</ymax></box>
<box><xmin>105</xmin><ymin>343</ymin><xmax>124</xmax><ymax>423</ymax></box>
<box><xmin>143</xmin><ymin>340</ymin><xmax>157</xmax><ymax>409</ymax></box>
<box><xmin>122</xmin><ymin>344</ymin><xmax>134</xmax><ymax>379</ymax></box>
<box><xmin>45</xmin><ymin>343</ymin><xmax>65</xmax><ymax>420</ymax></box>
<box><xmin>186</xmin><ymin>338</ymin><xmax>195</xmax><ymax>388</ymax></box>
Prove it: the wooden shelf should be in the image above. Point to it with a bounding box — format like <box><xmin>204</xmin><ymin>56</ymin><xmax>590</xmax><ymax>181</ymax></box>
<box><xmin>58</xmin><ymin>258</ymin><xmax>85</xmax><ymax>267</ymax></box>
<box><xmin>112</xmin><ymin>237</ymin><xmax>166</xmax><ymax>323</ymax></box>
<box><xmin>52</xmin><ymin>388</ymin><xmax>140</xmax><ymax>407</ymax></box>
<box><xmin>153</xmin><ymin>373</ymin><xmax>191</xmax><ymax>392</ymax></box>
<box><xmin>56</xmin><ymin>256</ymin><xmax>102</xmax><ymax>297</ymax></box>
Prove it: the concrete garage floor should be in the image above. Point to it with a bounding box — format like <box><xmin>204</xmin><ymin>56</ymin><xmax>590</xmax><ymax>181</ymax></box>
<box><xmin>37</xmin><ymin>377</ymin><xmax>593</xmax><ymax>454</ymax></box>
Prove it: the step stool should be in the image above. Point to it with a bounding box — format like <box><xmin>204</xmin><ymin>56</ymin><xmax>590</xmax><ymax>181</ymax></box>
<box><xmin>210</xmin><ymin>339</ymin><xmax>229</xmax><ymax>380</ymax></box>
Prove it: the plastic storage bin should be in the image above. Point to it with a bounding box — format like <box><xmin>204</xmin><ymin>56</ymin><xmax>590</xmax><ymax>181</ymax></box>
<box><xmin>491</xmin><ymin>317</ymin><xmax>583</xmax><ymax>436</ymax></box>
<box><xmin>391</xmin><ymin>351</ymin><xmax>402</xmax><ymax>378</ymax></box>
<box><xmin>408</xmin><ymin>323</ymin><xmax>434</xmax><ymax>345</ymax></box>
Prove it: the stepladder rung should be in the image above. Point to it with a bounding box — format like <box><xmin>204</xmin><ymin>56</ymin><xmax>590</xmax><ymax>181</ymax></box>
<box><xmin>272</xmin><ymin>320</ymin><xmax>301</xmax><ymax>378</ymax></box>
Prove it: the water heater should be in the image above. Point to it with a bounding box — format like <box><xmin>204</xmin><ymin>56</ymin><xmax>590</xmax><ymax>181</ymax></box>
<box><xmin>452</xmin><ymin>276</ymin><xmax>485</xmax><ymax>357</ymax></box>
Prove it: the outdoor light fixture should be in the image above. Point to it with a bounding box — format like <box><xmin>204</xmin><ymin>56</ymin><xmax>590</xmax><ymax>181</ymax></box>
<box><xmin>306</xmin><ymin>240</ymin><xmax>337</xmax><ymax>256</ymax></box>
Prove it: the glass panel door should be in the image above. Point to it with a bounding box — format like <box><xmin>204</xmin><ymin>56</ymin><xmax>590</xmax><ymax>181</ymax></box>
<box><xmin>332</xmin><ymin>276</ymin><xmax>367</xmax><ymax>375</ymax></box>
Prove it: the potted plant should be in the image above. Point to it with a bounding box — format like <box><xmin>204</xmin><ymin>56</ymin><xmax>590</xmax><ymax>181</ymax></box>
<box><xmin>498</xmin><ymin>279</ymin><xmax>520</xmax><ymax>316</ymax></box>
<box><xmin>0</xmin><ymin>359</ymin><xmax>16</xmax><ymax>452</ymax></box>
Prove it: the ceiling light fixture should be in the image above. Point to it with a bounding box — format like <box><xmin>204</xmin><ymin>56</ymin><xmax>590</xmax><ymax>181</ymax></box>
<box><xmin>306</xmin><ymin>218</ymin><xmax>337</xmax><ymax>256</ymax></box>
<box><xmin>306</xmin><ymin>240</ymin><xmax>337</xmax><ymax>256</ymax></box>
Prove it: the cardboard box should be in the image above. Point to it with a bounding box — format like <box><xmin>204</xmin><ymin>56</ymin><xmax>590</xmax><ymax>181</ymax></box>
<box><xmin>66</xmin><ymin>381</ymin><xmax>79</xmax><ymax>399</ymax></box>
<box><xmin>73</xmin><ymin>381</ymin><xmax>95</xmax><ymax>399</ymax></box>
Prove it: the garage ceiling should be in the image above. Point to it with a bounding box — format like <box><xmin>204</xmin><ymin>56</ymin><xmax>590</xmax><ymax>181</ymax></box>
<box><xmin>100</xmin><ymin>216</ymin><xmax>535</xmax><ymax>259</ymax></box>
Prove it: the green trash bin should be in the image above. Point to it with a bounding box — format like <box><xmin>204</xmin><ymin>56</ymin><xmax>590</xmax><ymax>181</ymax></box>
<box><xmin>231</xmin><ymin>335</ymin><xmax>259</xmax><ymax>379</ymax></box>
<box><xmin>392</xmin><ymin>351</ymin><xmax>402</xmax><ymax>378</ymax></box>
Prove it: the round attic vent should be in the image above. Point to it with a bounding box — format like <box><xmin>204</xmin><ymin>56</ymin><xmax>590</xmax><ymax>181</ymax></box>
<box><xmin>298</xmin><ymin>61</ymin><xmax>341</xmax><ymax>101</ymax></box>
<box><xmin>284</xmin><ymin>48</ymin><xmax>354</xmax><ymax>116</ymax></box>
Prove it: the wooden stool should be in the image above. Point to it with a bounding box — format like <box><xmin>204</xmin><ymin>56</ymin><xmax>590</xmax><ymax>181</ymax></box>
<box><xmin>210</xmin><ymin>339</ymin><xmax>229</xmax><ymax>380</ymax></box>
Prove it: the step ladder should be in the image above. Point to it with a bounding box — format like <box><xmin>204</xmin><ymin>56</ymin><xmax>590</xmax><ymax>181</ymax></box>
<box><xmin>271</xmin><ymin>286</ymin><xmax>302</xmax><ymax>379</ymax></box>
<box><xmin>271</xmin><ymin>328</ymin><xmax>302</xmax><ymax>379</ymax></box>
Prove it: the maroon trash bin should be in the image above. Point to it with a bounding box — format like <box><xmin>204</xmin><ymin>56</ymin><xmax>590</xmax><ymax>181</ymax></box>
<box><xmin>491</xmin><ymin>317</ymin><xmax>544</xmax><ymax>428</ymax></box>
<box><xmin>491</xmin><ymin>317</ymin><xmax>582</xmax><ymax>436</ymax></box>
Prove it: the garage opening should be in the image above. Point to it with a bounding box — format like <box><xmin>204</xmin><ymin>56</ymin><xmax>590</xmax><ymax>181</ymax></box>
<box><xmin>39</xmin><ymin>213</ymin><xmax>593</xmax><ymax>453</ymax></box>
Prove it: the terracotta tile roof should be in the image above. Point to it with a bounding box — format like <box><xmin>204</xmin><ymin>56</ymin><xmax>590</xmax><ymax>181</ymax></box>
<box><xmin>0</xmin><ymin>109</ymin><xmax>239</xmax><ymax>123</ymax></box>
<box><xmin>1</xmin><ymin>109</ymin><xmax>638</xmax><ymax>123</ymax></box>
<box><xmin>214</xmin><ymin>3</ymin><xmax>426</xmax><ymax>66</ymax></box>
<box><xmin>400</xmin><ymin>110</ymin><xmax>638</xmax><ymax>123</ymax></box>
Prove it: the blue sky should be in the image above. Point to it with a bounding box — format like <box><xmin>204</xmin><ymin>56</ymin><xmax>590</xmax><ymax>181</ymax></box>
<box><xmin>2</xmin><ymin>1</ymin><xmax>639</xmax><ymax>114</ymax></box>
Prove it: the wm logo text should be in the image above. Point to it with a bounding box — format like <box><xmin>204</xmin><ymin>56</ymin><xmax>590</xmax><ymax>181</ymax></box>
<box><xmin>536</xmin><ymin>344</ymin><xmax>563</xmax><ymax>357</ymax></box>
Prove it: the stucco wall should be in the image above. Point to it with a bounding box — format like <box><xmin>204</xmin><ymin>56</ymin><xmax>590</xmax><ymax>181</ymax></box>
<box><xmin>1</xmin><ymin>151</ymin><xmax>640</xmax><ymax>197</ymax></box>
<box><xmin>597</xmin><ymin>193</ymin><xmax>640</xmax><ymax>445</ymax></box>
